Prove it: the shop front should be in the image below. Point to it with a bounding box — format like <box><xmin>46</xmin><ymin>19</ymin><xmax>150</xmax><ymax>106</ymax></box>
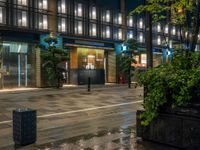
<box><xmin>0</xmin><ymin>42</ymin><xmax>36</xmax><ymax>89</ymax></box>
<box><xmin>70</xmin><ymin>47</ymin><xmax>105</xmax><ymax>85</ymax></box>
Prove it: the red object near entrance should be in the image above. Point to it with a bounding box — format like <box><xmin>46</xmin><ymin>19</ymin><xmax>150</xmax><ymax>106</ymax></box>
<box><xmin>119</xmin><ymin>74</ymin><xmax>125</xmax><ymax>84</ymax></box>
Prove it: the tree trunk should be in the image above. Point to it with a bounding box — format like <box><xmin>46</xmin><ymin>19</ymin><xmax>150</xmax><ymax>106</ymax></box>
<box><xmin>190</xmin><ymin>3</ymin><xmax>200</xmax><ymax>52</ymax></box>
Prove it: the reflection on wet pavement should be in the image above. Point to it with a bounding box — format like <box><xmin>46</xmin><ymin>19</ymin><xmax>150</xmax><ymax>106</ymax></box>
<box><xmin>37</xmin><ymin>126</ymin><xmax>178</xmax><ymax>150</ymax></box>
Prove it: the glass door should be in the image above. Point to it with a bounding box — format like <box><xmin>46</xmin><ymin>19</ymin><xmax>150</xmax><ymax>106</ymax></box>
<box><xmin>2</xmin><ymin>43</ymin><xmax>28</xmax><ymax>88</ymax></box>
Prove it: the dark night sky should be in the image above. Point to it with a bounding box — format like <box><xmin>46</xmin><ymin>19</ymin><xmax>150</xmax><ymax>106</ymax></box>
<box><xmin>95</xmin><ymin>0</ymin><xmax>144</xmax><ymax>14</ymax></box>
<box><xmin>125</xmin><ymin>0</ymin><xmax>144</xmax><ymax>13</ymax></box>
<box><xmin>95</xmin><ymin>0</ymin><xmax>120</xmax><ymax>9</ymax></box>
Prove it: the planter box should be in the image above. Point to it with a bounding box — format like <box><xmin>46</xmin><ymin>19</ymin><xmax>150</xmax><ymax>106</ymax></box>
<box><xmin>137</xmin><ymin>110</ymin><xmax>200</xmax><ymax>149</ymax></box>
<box><xmin>13</xmin><ymin>108</ymin><xmax>37</xmax><ymax>146</ymax></box>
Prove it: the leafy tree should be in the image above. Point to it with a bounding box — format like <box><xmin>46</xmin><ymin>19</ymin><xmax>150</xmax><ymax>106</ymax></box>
<box><xmin>132</xmin><ymin>0</ymin><xmax>200</xmax><ymax>52</ymax></box>
<box><xmin>40</xmin><ymin>34</ymin><xmax>69</xmax><ymax>88</ymax></box>
<box><xmin>119</xmin><ymin>38</ymin><xmax>137</xmax><ymax>88</ymax></box>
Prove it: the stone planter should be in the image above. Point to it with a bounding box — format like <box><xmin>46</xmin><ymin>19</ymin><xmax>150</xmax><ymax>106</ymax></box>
<box><xmin>137</xmin><ymin>110</ymin><xmax>200</xmax><ymax>149</ymax></box>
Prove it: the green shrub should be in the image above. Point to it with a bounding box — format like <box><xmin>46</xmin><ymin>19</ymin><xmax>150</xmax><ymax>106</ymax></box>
<box><xmin>137</xmin><ymin>50</ymin><xmax>200</xmax><ymax>126</ymax></box>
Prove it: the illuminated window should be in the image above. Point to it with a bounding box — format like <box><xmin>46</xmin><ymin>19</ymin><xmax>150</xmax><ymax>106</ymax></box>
<box><xmin>106</xmin><ymin>26</ymin><xmax>110</xmax><ymax>38</ymax></box>
<box><xmin>165</xmin><ymin>25</ymin><xmax>168</xmax><ymax>34</ymax></box>
<box><xmin>0</xmin><ymin>7</ymin><xmax>3</xmax><ymax>23</ymax></box>
<box><xmin>75</xmin><ymin>21</ymin><xmax>83</xmax><ymax>35</ymax></box>
<box><xmin>127</xmin><ymin>31</ymin><xmax>133</xmax><ymax>39</ymax></box>
<box><xmin>185</xmin><ymin>31</ymin><xmax>188</xmax><ymax>37</ymax></box>
<box><xmin>58</xmin><ymin>0</ymin><xmax>66</xmax><ymax>13</ymax></box>
<box><xmin>39</xmin><ymin>0</ymin><xmax>48</xmax><ymax>10</ymax></box>
<box><xmin>139</xmin><ymin>18</ymin><xmax>143</xmax><ymax>28</ymax></box>
<box><xmin>90</xmin><ymin>6</ymin><xmax>96</xmax><ymax>20</ymax></box>
<box><xmin>172</xmin><ymin>26</ymin><xmax>176</xmax><ymax>35</ymax></box>
<box><xmin>169</xmin><ymin>40</ymin><xmax>172</xmax><ymax>48</ymax></box>
<box><xmin>102</xmin><ymin>26</ymin><xmax>111</xmax><ymax>38</ymax></box>
<box><xmin>89</xmin><ymin>23</ymin><xmax>97</xmax><ymax>37</ymax></box>
<box><xmin>58</xmin><ymin>18</ymin><xmax>66</xmax><ymax>32</ymax></box>
<box><xmin>118</xmin><ymin>28</ymin><xmax>122</xmax><ymax>40</ymax></box>
<box><xmin>127</xmin><ymin>16</ymin><xmax>133</xmax><ymax>27</ymax></box>
<box><xmin>18</xmin><ymin>0</ymin><xmax>27</xmax><ymax>5</ymax></box>
<box><xmin>157</xmin><ymin>23</ymin><xmax>161</xmax><ymax>32</ymax></box>
<box><xmin>141</xmin><ymin>54</ymin><xmax>147</xmax><ymax>65</ymax></box>
<box><xmin>75</xmin><ymin>3</ymin><xmax>82</xmax><ymax>17</ymax></box>
<box><xmin>39</xmin><ymin>14</ymin><xmax>48</xmax><ymax>29</ymax></box>
<box><xmin>106</xmin><ymin>10</ymin><xmax>110</xmax><ymax>22</ymax></box>
<box><xmin>18</xmin><ymin>11</ymin><xmax>27</xmax><ymax>27</ymax></box>
<box><xmin>138</xmin><ymin>32</ymin><xmax>143</xmax><ymax>43</ymax></box>
<box><xmin>114</xmin><ymin>13</ymin><xmax>122</xmax><ymax>24</ymax></box>
<box><xmin>118</xmin><ymin>13</ymin><xmax>122</xmax><ymax>24</ymax></box>
<box><xmin>157</xmin><ymin>36</ymin><xmax>161</xmax><ymax>45</ymax></box>
<box><xmin>102</xmin><ymin>10</ymin><xmax>110</xmax><ymax>22</ymax></box>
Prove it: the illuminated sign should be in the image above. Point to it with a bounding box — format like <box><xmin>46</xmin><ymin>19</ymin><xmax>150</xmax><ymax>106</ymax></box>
<box><xmin>40</xmin><ymin>34</ymin><xmax>63</xmax><ymax>48</ymax></box>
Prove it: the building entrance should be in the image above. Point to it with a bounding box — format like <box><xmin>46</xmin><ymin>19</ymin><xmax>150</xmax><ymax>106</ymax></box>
<box><xmin>69</xmin><ymin>47</ymin><xmax>105</xmax><ymax>85</ymax></box>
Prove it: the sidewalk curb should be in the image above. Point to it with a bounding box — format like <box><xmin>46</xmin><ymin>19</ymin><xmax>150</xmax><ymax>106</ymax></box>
<box><xmin>0</xmin><ymin>84</ymin><xmax>133</xmax><ymax>94</ymax></box>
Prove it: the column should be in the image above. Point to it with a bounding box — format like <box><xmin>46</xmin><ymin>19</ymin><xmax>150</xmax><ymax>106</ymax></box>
<box><xmin>48</xmin><ymin>0</ymin><xmax>57</xmax><ymax>33</ymax></box>
<box><xmin>36</xmin><ymin>48</ymin><xmax>41</xmax><ymax>87</ymax></box>
<box><xmin>107</xmin><ymin>51</ymin><xmax>116</xmax><ymax>83</ymax></box>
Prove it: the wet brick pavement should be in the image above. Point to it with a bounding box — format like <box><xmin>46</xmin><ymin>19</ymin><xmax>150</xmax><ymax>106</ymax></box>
<box><xmin>0</xmin><ymin>85</ymin><xmax>179</xmax><ymax>150</ymax></box>
<box><xmin>15</xmin><ymin>126</ymin><xmax>179</xmax><ymax>150</ymax></box>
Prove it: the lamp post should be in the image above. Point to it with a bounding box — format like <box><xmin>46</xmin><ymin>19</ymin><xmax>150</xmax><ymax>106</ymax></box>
<box><xmin>86</xmin><ymin>65</ymin><xmax>94</xmax><ymax>92</ymax></box>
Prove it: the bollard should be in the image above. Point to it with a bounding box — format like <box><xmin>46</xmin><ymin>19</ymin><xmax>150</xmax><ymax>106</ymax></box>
<box><xmin>88</xmin><ymin>77</ymin><xmax>91</xmax><ymax>92</ymax></box>
<box><xmin>13</xmin><ymin>108</ymin><xmax>37</xmax><ymax>146</ymax></box>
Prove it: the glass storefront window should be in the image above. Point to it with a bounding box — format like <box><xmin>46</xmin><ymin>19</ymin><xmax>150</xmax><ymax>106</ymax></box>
<box><xmin>77</xmin><ymin>48</ymin><xmax>104</xmax><ymax>69</ymax></box>
<box><xmin>0</xmin><ymin>42</ymin><xmax>36</xmax><ymax>88</ymax></box>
